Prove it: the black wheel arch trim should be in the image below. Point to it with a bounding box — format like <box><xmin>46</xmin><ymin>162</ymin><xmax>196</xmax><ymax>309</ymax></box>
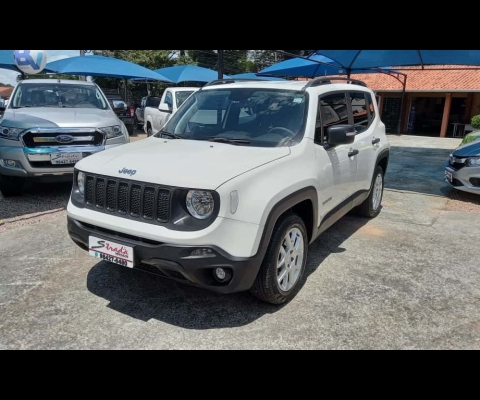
<box><xmin>376</xmin><ymin>148</ymin><xmax>390</xmax><ymax>172</ymax></box>
<box><xmin>254</xmin><ymin>186</ymin><xmax>319</xmax><ymax>260</ymax></box>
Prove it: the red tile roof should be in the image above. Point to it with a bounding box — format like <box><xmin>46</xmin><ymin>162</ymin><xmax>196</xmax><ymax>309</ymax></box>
<box><xmin>0</xmin><ymin>86</ymin><xmax>14</xmax><ymax>98</ymax></box>
<box><xmin>350</xmin><ymin>65</ymin><xmax>480</xmax><ymax>92</ymax></box>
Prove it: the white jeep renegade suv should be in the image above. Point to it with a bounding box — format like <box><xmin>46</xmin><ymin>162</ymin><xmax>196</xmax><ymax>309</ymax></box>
<box><xmin>67</xmin><ymin>78</ymin><xmax>390</xmax><ymax>305</ymax></box>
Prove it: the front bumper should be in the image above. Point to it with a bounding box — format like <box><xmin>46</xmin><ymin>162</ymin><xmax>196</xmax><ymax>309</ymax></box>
<box><xmin>0</xmin><ymin>143</ymin><xmax>122</xmax><ymax>178</ymax></box>
<box><xmin>67</xmin><ymin>217</ymin><xmax>262</xmax><ymax>294</ymax></box>
<box><xmin>445</xmin><ymin>163</ymin><xmax>480</xmax><ymax>195</ymax></box>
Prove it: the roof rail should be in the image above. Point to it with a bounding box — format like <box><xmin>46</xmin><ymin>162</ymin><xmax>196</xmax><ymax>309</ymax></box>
<box><xmin>303</xmin><ymin>77</ymin><xmax>367</xmax><ymax>90</ymax></box>
<box><xmin>201</xmin><ymin>78</ymin><xmax>266</xmax><ymax>90</ymax></box>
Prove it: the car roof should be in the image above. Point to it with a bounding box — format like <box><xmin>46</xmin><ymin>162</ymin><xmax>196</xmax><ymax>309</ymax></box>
<box><xmin>18</xmin><ymin>79</ymin><xmax>96</xmax><ymax>86</ymax></box>
<box><xmin>168</xmin><ymin>87</ymin><xmax>200</xmax><ymax>92</ymax></box>
<box><xmin>200</xmin><ymin>80</ymin><xmax>372</xmax><ymax>93</ymax></box>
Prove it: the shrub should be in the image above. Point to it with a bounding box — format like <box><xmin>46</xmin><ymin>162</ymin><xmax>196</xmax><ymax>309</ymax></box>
<box><xmin>472</xmin><ymin>115</ymin><xmax>480</xmax><ymax>130</ymax></box>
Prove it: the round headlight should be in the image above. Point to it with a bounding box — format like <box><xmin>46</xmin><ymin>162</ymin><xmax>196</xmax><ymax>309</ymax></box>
<box><xmin>77</xmin><ymin>171</ymin><xmax>85</xmax><ymax>195</ymax></box>
<box><xmin>186</xmin><ymin>190</ymin><xmax>214</xmax><ymax>220</ymax></box>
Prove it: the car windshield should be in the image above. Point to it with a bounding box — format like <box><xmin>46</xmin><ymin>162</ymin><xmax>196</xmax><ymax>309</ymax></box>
<box><xmin>11</xmin><ymin>83</ymin><xmax>109</xmax><ymax>110</ymax></box>
<box><xmin>176</xmin><ymin>91</ymin><xmax>195</xmax><ymax>108</ymax></box>
<box><xmin>160</xmin><ymin>88</ymin><xmax>308</xmax><ymax>148</ymax></box>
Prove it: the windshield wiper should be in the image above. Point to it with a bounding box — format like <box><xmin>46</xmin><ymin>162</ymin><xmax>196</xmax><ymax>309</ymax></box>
<box><xmin>208</xmin><ymin>137</ymin><xmax>250</xmax><ymax>145</ymax></box>
<box><xmin>159</xmin><ymin>131</ymin><xmax>183</xmax><ymax>140</ymax></box>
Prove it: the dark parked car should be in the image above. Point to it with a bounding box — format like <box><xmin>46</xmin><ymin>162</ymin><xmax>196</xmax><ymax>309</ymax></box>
<box><xmin>104</xmin><ymin>93</ymin><xmax>135</xmax><ymax>135</ymax></box>
<box><xmin>134</xmin><ymin>96</ymin><xmax>161</xmax><ymax>129</ymax></box>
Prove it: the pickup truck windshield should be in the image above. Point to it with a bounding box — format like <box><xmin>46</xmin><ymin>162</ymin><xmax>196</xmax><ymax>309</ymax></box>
<box><xmin>161</xmin><ymin>88</ymin><xmax>308</xmax><ymax>148</ymax></box>
<box><xmin>10</xmin><ymin>83</ymin><xmax>109</xmax><ymax>110</ymax></box>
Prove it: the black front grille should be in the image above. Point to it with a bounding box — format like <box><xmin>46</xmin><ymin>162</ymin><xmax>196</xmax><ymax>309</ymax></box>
<box><xmin>450</xmin><ymin>161</ymin><xmax>466</xmax><ymax>170</ymax></box>
<box><xmin>22</xmin><ymin>131</ymin><xmax>104</xmax><ymax>148</ymax></box>
<box><xmin>84</xmin><ymin>174</ymin><xmax>172</xmax><ymax>224</ymax></box>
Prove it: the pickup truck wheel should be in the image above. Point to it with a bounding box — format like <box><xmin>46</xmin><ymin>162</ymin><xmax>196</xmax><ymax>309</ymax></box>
<box><xmin>147</xmin><ymin>124</ymin><xmax>153</xmax><ymax>137</ymax></box>
<box><xmin>133</xmin><ymin>117</ymin><xmax>140</xmax><ymax>130</ymax></box>
<box><xmin>126</xmin><ymin>124</ymin><xmax>134</xmax><ymax>136</ymax></box>
<box><xmin>355</xmin><ymin>165</ymin><xmax>384</xmax><ymax>218</ymax></box>
<box><xmin>251</xmin><ymin>214</ymin><xmax>308</xmax><ymax>305</ymax></box>
<box><xmin>0</xmin><ymin>173</ymin><xmax>25</xmax><ymax>197</ymax></box>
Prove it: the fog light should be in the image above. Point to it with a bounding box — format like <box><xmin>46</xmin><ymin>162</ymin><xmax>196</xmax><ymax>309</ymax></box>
<box><xmin>1</xmin><ymin>159</ymin><xmax>17</xmax><ymax>167</ymax></box>
<box><xmin>215</xmin><ymin>268</ymin><xmax>226</xmax><ymax>281</ymax></box>
<box><xmin>190</xmin><ymin>248</ymin><xmax>215</xmax><ymax>258</ymax></box>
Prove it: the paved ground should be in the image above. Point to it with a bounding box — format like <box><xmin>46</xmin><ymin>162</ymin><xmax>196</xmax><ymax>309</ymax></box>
<box><xmin>1</xmin><ymin>135</ymin><xmax>480</xmax><ymax>349</ymax></box>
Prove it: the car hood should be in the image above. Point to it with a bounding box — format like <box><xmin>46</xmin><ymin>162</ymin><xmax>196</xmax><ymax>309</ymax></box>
<box><xmin>76</xmin><ymin>137</ymin><xmax>291</xmax><ymax>190</ymax></box>
<box><xmin>453</xmin><ymin>137</ymin><xmax>480</xmax><ymax>157</ymax></box>
<box><xmin>1</xmin><ymin>108</ymin><xmax>118</xmax><ymax>129</ymax></box>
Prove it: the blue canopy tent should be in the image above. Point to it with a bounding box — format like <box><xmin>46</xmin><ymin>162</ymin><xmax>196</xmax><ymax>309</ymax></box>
<box><xmin>312</xmin><ymin>50</ymin><xmax>480</xmax><ymax>74</ymax></box>
<box><xmin>230</xmin><ymin>73</ymin><xmax>286</xmax><ymax>81</ymax></box>
<box><xmin>45</xmin><ymin>55</ymin><xmax>173</xmax><ymax>82</ymax></box>
<box><xmin>152</xmin><ymin>65</ymin><xmax>230</xmax><ymax>84</ymax></box>
<box><xmin>259</xmin><ymin>53</ymin><xmax>401</xmax><ymax>78</ymax></box>
<box><xmin>259</xmin><ymin>55</ymin><xmax>344</xmax><ymax>78</ymax></box>
<box><xmin>0</xmin><ymin>50</ymin><xmax>20</xmax><ymax>72</ymax></box>
<box><xmin>45</xmin><ymin>55</ymin><xmax>173</xmax><ymax>105</ymax></box>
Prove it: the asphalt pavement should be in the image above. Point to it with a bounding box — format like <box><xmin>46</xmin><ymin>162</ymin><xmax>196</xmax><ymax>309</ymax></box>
<box><xmin>1</xmin><ymin>135</ymin><xmax>479</xmax><ymax>349</ymax></box>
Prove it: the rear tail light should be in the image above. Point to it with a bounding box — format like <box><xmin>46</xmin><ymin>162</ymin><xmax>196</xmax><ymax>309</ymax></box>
<box><xmin>130</xmin><ymin>105</ymin><xmax>134</xmax><ymax>117</ymax></box>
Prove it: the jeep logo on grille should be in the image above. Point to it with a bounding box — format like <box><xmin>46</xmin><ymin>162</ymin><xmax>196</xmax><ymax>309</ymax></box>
<box><xmin>119</xmin><ymin>168</ymin><xmax>137</xmax><ymax>176</ymax></box>
<box><xmin>56</xmin><ymin>134</ymin><xmax>74</xmax><ymax>144</ymax></box>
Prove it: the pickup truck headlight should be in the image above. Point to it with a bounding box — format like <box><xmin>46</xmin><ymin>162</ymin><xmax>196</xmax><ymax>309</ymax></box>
<box><xmin>0</xmin><ymin>126</ymin><xmax>23</xmax><ymax>141</ymax></box>
<box><xmin>466</xmin><ymin>157</ymin><xmax>480</xmax><ymax>167</ymax></box>
<box><xmin>186</xmin><ymin>190</ymin><xmax>214</xmax><ymax>220</ymax></box>
<box><xmin>100</xmin><ymin>125</ymin><xmax>122</xmax><ymax>139</ymax></box>
<box><xmin>77</xmin><ymin>171</ymin><xmax>86</xmax><ymax>195</ymax></box>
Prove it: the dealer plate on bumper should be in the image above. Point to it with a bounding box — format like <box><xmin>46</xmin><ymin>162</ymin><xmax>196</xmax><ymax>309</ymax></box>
<box><xmin>51</xmin><ymin>152</ymin><xmax>83</xmax><ymax>165</ymax></box>
<box><xmin>89</xmin><ymin>236</ymin><xmax>134</xmax><ymax>268</ymax></box>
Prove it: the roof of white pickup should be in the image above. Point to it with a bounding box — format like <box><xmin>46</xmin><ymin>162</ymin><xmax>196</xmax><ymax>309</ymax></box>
<box><xmin>19</xmin><ymin>79</ymin><xmax>95</xmax><ymax>86</ymax></box>
<box><xmin>201</xmin><ymin>80</ymin><xmax>371</xmax><ymax>92</ymax></box>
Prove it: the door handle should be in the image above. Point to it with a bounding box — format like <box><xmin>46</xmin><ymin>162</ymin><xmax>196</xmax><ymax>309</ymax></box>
<box><xmin>372</xmin><ymin>138</ymin><xmax>381</xmax><ymax>145</ymax></box>
<box><xmin>348</xmin><ymin>149</ymin><xmax>359</xmax><ymax>157</ymax></box>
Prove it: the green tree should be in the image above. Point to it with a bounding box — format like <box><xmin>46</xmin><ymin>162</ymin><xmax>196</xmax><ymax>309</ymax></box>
<box><xmin>0</xmin><ymin>82</ymin><xmax>13</xmax><ymax>87</ymax></box>
<box><xmin>250</xmin><ymin>50</ymin><xmax>307</xmax><ymax>72</ymax></box>
<box><xmin>189</xmin><ymin>50</ymin><xmax>250</xmax><ymax>75</ymax></box>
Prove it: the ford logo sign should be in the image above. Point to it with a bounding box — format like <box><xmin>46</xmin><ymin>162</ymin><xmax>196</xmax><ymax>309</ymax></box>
<box><xmin>56</xmin><ymin>135</ymin><xmax>74</xmax><ymax>144</ymax></box>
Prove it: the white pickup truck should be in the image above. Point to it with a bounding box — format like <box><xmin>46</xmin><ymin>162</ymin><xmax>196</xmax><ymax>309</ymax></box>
<box><xmin>143</xmin><ymin>87</ymin><xmax>199</xmax><ymax>136</ymax></box>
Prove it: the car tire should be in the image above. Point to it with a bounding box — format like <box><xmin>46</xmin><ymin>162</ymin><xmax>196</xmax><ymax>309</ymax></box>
<box><xmin>126</xmin><ymin>124</ymin><xmax>134</xmax><ymax>136</ymax></box>
<box><xmin>133</xmin><ymin>117</ymin><xmax>139</xmax><ymax>130</ymax></box>
<box><xmin>0</xmin><ymin>173</ymin><xmax>25</xmax><ymax>197</ymax></box>
<box><xmin>251</xmin><ymin>213</ymin><xmax>308</xmax><ymax>305</ymax></box>
<box><xmin>147</xmin><ymin>124</ymin><xmax>153</xmax><ymax>137</ymax></box>
<box><xmin>355</xmin><ymin>165</ymin><xmax>385</xmax><ymax>218</ymax></box>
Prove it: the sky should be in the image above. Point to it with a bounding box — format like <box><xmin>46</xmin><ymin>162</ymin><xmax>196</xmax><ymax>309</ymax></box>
<box><xmin>0</xmin><ymin>50</ymin><xmax>80</xmax><ymax>86</ymax></box>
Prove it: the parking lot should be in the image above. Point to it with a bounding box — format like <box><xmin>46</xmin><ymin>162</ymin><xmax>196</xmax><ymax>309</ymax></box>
<box><xmin>1</xmin><ymin>134</ymin><xmax>480</xmax><ymax>349</ymax></box>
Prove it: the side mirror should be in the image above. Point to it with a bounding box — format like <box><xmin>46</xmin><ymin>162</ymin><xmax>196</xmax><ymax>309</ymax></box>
<box><xmin>326</xmin><ymin>124</ymin><xmax>356</xmax><ymax>146</ymax></box>
<box><xmin>159</xmin><ymin>103</ymin><xmax>172</xmax><ymax>113</ymax></box>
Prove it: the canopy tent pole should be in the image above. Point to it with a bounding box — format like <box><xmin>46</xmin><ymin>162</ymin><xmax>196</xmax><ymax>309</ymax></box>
<box><xmin>397</xmin><ymin>74</ymin><xmax>408</xmax><ymax>135</ymax></box>
<box><xmin>217</xmin><ymin>50</ymin><xmax>224</xmax><ymax>80</ymax></box>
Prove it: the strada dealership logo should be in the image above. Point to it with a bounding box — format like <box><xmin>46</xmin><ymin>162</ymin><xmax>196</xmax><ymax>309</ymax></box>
<box><xmin>91</xmin><ymin>240</ymin><xmax>129</xmax><ymax>259</ymax></box>
<box><xmin>119</xmin><ymin>168</ymin><xmax>137</xmax><ymax>176</ymax></box>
